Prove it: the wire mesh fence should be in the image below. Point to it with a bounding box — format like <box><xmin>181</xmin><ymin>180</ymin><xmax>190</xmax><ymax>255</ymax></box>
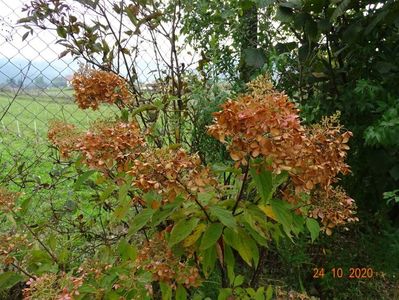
<box><xmin>0</xmin><ymin>1</ymin><xmax>101</xmax><ymax>161</ymax></box>
<box><xmin>0</xmin><ymin>0</ymin><xmax>190</xmax><ymax>163</ymax></box>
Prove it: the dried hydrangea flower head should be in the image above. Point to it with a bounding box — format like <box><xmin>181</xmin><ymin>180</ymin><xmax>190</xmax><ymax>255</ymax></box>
<box><xmin>48</xmin><ymin>120</ymin><xmax>81</xmax><ymax>158</ymax></box>
<box><xmin>76</xmin><ymin>120</ymin><xmax>146</xmax><ymax>171</ymax></box>
<box><xmin>129</xmin><ymin>148</ymin><xmax>218</xmax><ymax>205</ymax></box>
<box><xmin>0</xmin><ymin>188</ymin><xmax>20</xmax><ymax>213</ymax></box>
<box><xmin>309</xmin><ymin>187</ymin><xmax>359</xmax><ymax>235</ymax></box>
<box><xmin>209</xmin><ymin>75</ymin><xmax>358</xmax><ymax>231</ymax></box>
<box><xmin>72</xmin><ymin>67</ymin><xmax>131</xmax><ymax>110</ymax></box>
<box><xmin>49</xmin><ymin>119</ymin><xmax>146</xmax><ymax>172</ymax></box>
<box><xmin>136</xmin><ymin>232</ymin><xmax>201</xmax><ymax>288</ymax></box>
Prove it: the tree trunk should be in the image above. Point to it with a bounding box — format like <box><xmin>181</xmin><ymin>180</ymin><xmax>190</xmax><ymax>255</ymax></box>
<box><xmin>239</xmin><ymin>1</ymin><xmax>258</xmax><ymax>83</ymax></box>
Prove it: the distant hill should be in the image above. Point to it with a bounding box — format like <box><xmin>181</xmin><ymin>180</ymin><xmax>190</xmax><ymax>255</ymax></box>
<box><xmin>0</xmin><ymin>58</ymin><xmax>78</xmax><ymax>86</ymax></box>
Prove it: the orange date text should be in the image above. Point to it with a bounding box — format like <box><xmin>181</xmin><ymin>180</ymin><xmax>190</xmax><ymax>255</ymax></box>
<box><xmin>312</xmin><ymin>267</ymin><xmax>374</xmax><ymax>279</ymax></box>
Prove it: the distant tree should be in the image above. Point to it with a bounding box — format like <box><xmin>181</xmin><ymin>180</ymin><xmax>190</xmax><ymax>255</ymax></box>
<box><xmin>34</xmin><ymin>75</ymin><xmax>47</xmax><ymax>89</ymax></box>
<box><xmin>52</xmin><ymin>76</ymin><xmax>67</xmax><ymax>88</ymax></box>
<box><xmin>6</xmin><ymin>77</ymin><xmax>18</xmax><ymax>88</ymax></box>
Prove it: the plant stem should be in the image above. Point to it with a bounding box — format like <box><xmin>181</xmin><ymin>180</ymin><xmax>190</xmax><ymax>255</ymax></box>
<box><xmin>233</xmin><ymin>163</ymin><xmax>249</xmax><ymax>214</ymax></box>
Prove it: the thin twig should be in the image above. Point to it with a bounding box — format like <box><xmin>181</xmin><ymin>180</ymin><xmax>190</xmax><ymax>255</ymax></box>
<box><xmin>233</xmin><ymin>163</ymin><xmax>249</xmax><ymax>214</ymax></box>
<box><xmin>11</xmin><ymin>262</ymin><xmax>34</xmax><ymax>278</ymax></box>
<box><xmin>0</xmin><ymin>62</ymin><xmax>31</xmax><ymax>122</ymax></box>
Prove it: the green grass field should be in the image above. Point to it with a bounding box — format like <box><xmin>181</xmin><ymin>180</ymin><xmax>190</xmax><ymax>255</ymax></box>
<box><xmin>0</xmin><ymin>88</ymin><xmax>119</xmax><ymax>183</ymax></box>
<box><xmin>0</xmin><ymin>88</ymin><xmax>116</xmax><ymax>136</ymax></box>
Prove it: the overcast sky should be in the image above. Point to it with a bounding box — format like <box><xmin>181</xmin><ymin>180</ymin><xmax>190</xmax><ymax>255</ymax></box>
<box><xmin>0</xmin><ymin>0</ymin><xmax>198</xmax><ymax>83</ymax></box>
<box><xmin>0</xmin><ymin>0</ymin><xmax>71</xmax><ymax>61</ymax></box>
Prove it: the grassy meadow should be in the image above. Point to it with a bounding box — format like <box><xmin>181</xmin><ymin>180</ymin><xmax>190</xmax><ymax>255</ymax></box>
<box><xmin>0</xmin><ymin>88</ymin><xmax>118</xmax><ymax>183</ymax></box>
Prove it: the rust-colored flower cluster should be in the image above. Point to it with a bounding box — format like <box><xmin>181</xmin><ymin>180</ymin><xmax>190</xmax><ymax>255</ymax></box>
<box><xmin>0</xmin><ymin>188</ymin><xmax>19</xmax><ymax>213</ymax></box>
<box><xmin>76</xmin><ymin>121</ymin><xmax>146</xmax><ymax>171</ymax></box>
<box><xmin>48</xmin><ymin>120</ymin><xmax>81</xmax><ymax>158</ymax></box>
<box><xmin>208</xmin><ymin>76</ymin><xmax>304</xmax><ymax>170</ymax></box>
<box><xmin>49</xmin><ymin>120</ymin><xmax>146</xmax><ymax>171</ymax></box>
<box><xmin>23</xmin><ymin>273</ymin><xmax>84</xmax><ymax>300</ymax></box>
<box><xmin>208</xmin><ymin>75</ymin><xmax>357</xmax><ymax>228</ymax></box>
<box><xmin>136</xmin><ymin>232</ymin><xmax>201</xmax><ymax>288</ymax></box>
<box><xmin>296</xmin><ymin>113</ymin><xmax>352</xmax><ymax>192</ymax></box>
<box><xmin>49</xmin><ymin>119</ymin><xmax>217</xmax><ymax>203</ymax></box>
<box><xmin>72</xmin><ymin>68</ymin><xmax>131</xmax><ymax>110</ymax></box>
<box><xmin>129</xmin><ymin>148</ymin><xmax>218</xmax><ymax>204</ymax></box>
<box><xmin>309</xmin><ymin>187</ymin><xmax>359</xmax><ymax>235</ymax></box>
<box><xmin>0</xmin><ymin>233</ymin><xmax>30</xmax><ymax>266</ymax></box>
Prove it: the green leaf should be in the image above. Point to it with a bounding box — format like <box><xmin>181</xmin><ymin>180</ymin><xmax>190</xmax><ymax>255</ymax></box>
<box><xmin>143</xmin><ymin>190</ymin><xmax>162</xmax><ymax>208</ymax></box>
<box><xmin>211</xmin><ymin>163</ymin><xmax>240</xmax><ymax>174</ymax></box>
<box><xmin>275</xmin><ymin>42</ymin><xmax>297</xmax><ymax>54</ymax></box>
<box><xmin>305</xmin><ymin>18</ymin><xmax>319</xmax><ymax>42</ymax></box>
<box><xmin>151</xmin><ymin>207</ymin><xmax>176</xmax><ymax>227</ymax></box>
<box><xmin>118</xmin><ymin>182</ymin><xmax>130</xmax><ymax>202</ymax></box>
<box><xmin>22</xmin><ymin>31</ymin><xmax>30</xmax><ymax>41</ymax></box>
<box><xmin>218</xmin><ymin>288</ymin><xmax>233</xmax><ymax>300</ymax></box>
<box><xmin>243</xmin><ymin>221</ymin><xmax>268</xmax><ymax>247</ymax></box>
<box><xmin>233</xmin><ymin>274</ymin><xmax>245</xmax><ymax>287</ymax></box>
<box><xmin>160</xmin><ymin>282</ymin><xmax>172</xmax><ymax>300</ymax></box>
<box><xmin>256</xmin><ymin>0</ymin><xmax>277</xmax><ymax>8</ymax></box>
<box><xmin>250</xmin><ymin>167</ymin><xmax>273</xmax><ymax>204</ymax></box>
<box><xmin>201</xmin><ymin>244</ymin><xmax>217</xmax><ymax>276</ymax></box>
<box><xmin>100</xmin><ymin>185</ymin><xmax>115</xmax><ymax>201</ymax></box>
<box><xmin>238</xmin><ymin>229</ymin><xmax>259</xmax><ymax>267</ymax></box>
<box><xmin>266</xmin><ymin>285</ymin><xmax>273</xmax><ymax>300</ymax></box>
<box><xmin>223</xmin><ymin>228</ymin><xmax>258</xmax><ymax>267</ymax></box>
<box><xmin>56</xmin><ymin>26</ymin><xmax>67</xmax><ymax>39</ymax></box>
<box><xmin>169</xmin><ymin>218</ymin><xmax>199</xmax><ymax>247</ymax></box>
<box><xmin>128</xmin><ymin>208</ymin><xmax>154</xmax><ymax>236</ymax></box>
<box><xmin>318</xmin><ymin>19</ymin><xmax>331</xmax><ymax>33</ymax></box>
<box><xmin>79</xmin><ymin>284</ymin><xmax>97</xmax><ymax>294</ymax></box>
<box><xmin>74</xmin><ymin>170</ymin><xmax>96</xmax><ymax>190</ymax></box>
<box><xmin>113</xmin><ymin>200</ymin><xmax>131</xmax><ymax>221</ymax></box>
<box><xmin>364</xmin><ymin>9</ymin><xmax>389</xmax><ymax>35</ymax></box>
<box><xmin>293</xmin><ymin>12</ymin><xmax>308</xmax><ymax>29</ymax></box>
<box><xmin>254</xmin><ymin>287</ymin><xmax>265</xmax><ymax>300</ymax></box>
<box><xmin>306</xmin><ymin>218</ymin><xmax>320</xmax><ymax>242</ymax></box>
<box><xmin>118</xmin><ymin>239</ymin><xmax>137</xmax><ymax>261</ymax></box>
<box><xmin>19</xmin><ymin>197</ymin><xmax>32</xmax><ymax>215</ymax></box>
<box><xmin>58</xmin><ymin>248</ymin><xmax>70</xmax><ymax>264</ymax></box>
<box><xmin>151</xmin><ymin>195</ymin><xmax>183</xmax><ymax>227</ymax></box>
<box><xmin>270</xmin><ymin>199</ymin><xmax>296</xmax><ymax>241</ymax></box>
<box><xmin>0</xmin><ymin>272</ymin><xmax>24</xmax><ymax>291</ymax></box>
<box><xmin>224</xmin><ymin>244</ymin><xmax>235</xmax><ymax>283</ymax></box>
<box><xmin>176</xmin><ymin>284</ymin><xmax>187</xmax><ymax>300</ymax></box>
<box><xmin>330</xmin><ymin>0</ymin><xmax>350</xmax><ymax>21</ymax></box>
<box><xmin>209</xmin><ymin>206</ymin><xmax>237</xmax><ymax>231</ymax></box>
<box><xmin>114</xmin><ymin>183</ymin><xmax>131</xmax><ymax>220</ymax></box>
<box><xmin>105</xmin><ymin>291</ymin><xmax>120</xmax><ymax>300</ymax></box>
<box><xmin>276</xmin><ymin>6</ymin><xmax>294</xmax><ymax>23</ymax></box>
<box><xmin>17</xmin><ymin>17</ymin><xmax>34</xmax><ymax>24</ymax></box>
<box><xmin>200</xmin><ymin>223</ymin><xmax>224</xmax><ymax>250</ymax></box>
<box><xmin>280</xmin><ymin>0</ymin><xmax>301</xmax><ymax>9</ymax></box>
<box><xmin>47</xmin><ymin>234</ymin><xmax>57</xmax><ymax>251</ymax></box>
<box><xmin>243</xmin><ymin>48</ymin><xmax>266</xmax><ymax>68</ymax></box>
<box><xmin>126</xmin><ymin>7</ymin><xmax>138</xmax><ymax>26</ymax></box>
<box><xmin>270</xmin><ymin>199</ymin><xmax>292</xmax><ymax>230</ymax></box>
<box><xmin>58</xmin><ymin>50</ymin><xmax>70</xmax><ymax>59</ymax></box>
<box><xmin>342</xmin><ymin>23</ymin><xmax>362</xmax><ymax>42</ymax></box>
<box><xmin>198</xmin><ymin>192</ymin><xmax>213</xmax><ymax>204</ymax></box>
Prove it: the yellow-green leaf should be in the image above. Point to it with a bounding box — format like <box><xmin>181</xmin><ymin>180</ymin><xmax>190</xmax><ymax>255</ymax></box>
<box><xmin>306</xmin><ymin>218</ymin><xmax>320</xmax><ymax>242</ymax></box>
<box><xmin>183</xmin><ymin>223</ymin><xmax>206</xmax><ymax>247</ymax></box>
<box><xmin>169</xmin><ymin>218</ymin><xmax>199</xmax><ymax>247</ymax></box>
<box><xmin>200</xmin><ymin>223</ymin><xmax>223</xmax><ymax>250</ymax></box>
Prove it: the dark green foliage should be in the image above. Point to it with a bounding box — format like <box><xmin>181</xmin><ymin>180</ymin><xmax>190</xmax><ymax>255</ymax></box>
<box><xmin>182</xmin><ymin>0</ymin><xmax>399</xmax><ymax>297</ymax></box>
<box><xmin>190</xmin><ymin>82</ymin><xmax>231</xmax><ymax>163</ymax></box>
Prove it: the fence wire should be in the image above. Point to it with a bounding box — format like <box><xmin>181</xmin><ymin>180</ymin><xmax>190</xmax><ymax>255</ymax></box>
<box><xmin>0</xmin><ymin>0</ymin><xmax>177</xmax><ymax>163</ymax></box>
